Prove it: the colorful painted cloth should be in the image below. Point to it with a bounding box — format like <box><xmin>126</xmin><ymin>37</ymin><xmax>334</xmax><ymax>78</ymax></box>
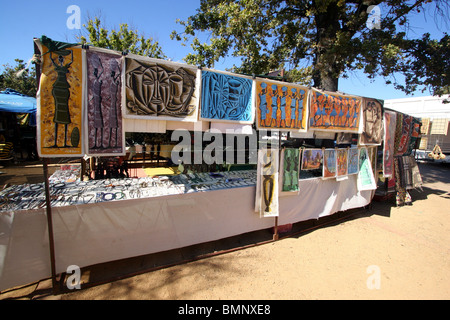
<box><xmin>256</xmin><ymin>148</ymin><xmax>279</xmax><ymax>217</ymax></box>
<box><xmin>85</xmin><ymin>49</ymin><xmax>125</xmax><ymax>156</ymax></box>
<box><xmin>124</xmin><ymin>55</ymin><xmax>199</xmax><ymax>121</ymax></box>
<box><xmin>336</xmin><ymin>148</ymin><xmax>348</xmax><ymax>177</ymax></box>
<box><xmin>395</xmin><ymin>114</ymin><xmax>413</xmax><ymax>156</ymax></box>
<box><xmin>323</xmin><ymin>149</ymin><xmax>337</xmax><ymax>179</ymax></box>
<box><xmin>281</xmin><ymin>148</ymin><xmax>300</xmax><ymax>192</ymax></box>
<box><xmin>359</xmin><ymin>98</ymin><xmax>383</xmax><ymax>146</ymax></box>
<box><xmin>409</xmin><ymin>155</ymin><xmax>423</xmax><ymax>189</ymax></box>
<box><xmin>309</xmin><ymin>88</ymin><xmax>361</xmax><ymax>132</ymax></box>
<box><xmin>405</xmin><ymin>117</ymin><xmax>421</xmax><ymax>155</ymax></box>
<box><xmin>394</xmin><ymin>157</ymin><xmax>412</xmax><ymax>206</ymax></box>
<box><xmin>200</xmin><ymin>70</ymin><xmax>254</xmax><ymax>123</ymax></box>
<box><xmin>357</xmin><ymin>147</ymin><xmax>377</xmax><ymax>191</ymax></box>
<box><xmin>347</xmin><ymin>147</ymin><xmax>359</xmax><ymax>175</ymax></box>
<box><xmin>36</xmin><ymin>38</ymin><xmax>83</xmax><ymax>157</ymax></box>
<box><xmin>383</xmin><ymin>111</ymin><xmax>396</xmax><ymax>177</ymax></box>
<box><xmin>255</xmin><ymin>79</ymin><xmax>308</xmax><ymax>131</ymax></box>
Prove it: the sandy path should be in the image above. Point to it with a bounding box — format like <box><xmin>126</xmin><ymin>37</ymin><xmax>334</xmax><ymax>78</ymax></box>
<box><xmin>58</xmin><ymin>162</ymin><xmax>450</xmax><ymax>300</ymax></box>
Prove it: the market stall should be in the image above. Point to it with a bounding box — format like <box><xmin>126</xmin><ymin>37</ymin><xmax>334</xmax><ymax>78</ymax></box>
<box><xmin>0</xmin><ymin>37</ymin><xmax>424</xmax><ymax>291</ymax></box>
<box><xmin>0</xmin><ymin>89</ymin><xmax>38</xmax><ymax>161</ymax></box>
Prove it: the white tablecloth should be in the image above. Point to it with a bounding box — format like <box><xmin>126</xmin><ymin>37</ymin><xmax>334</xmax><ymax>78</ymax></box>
<box><xmin>0</xmin><ymin>174</ymin><xmax>373</xmax><ymax>291</ymax></box>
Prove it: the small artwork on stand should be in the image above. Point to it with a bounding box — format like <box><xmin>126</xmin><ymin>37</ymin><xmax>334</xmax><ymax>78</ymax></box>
<box><xmin>256</xmin><ymin>148</ymin><xmax>279</xmax><ymax>217</ymax></box>
<box><xmin>281</xmin><ymin>148</ymin><xmax>300</xmax><ymax>192</ymax></box>
<box><xmin>323</xmin><ymin>149</ymin><xmax>337</xmax><ymax>179</ymax></box>
<box><xmin>300</xmin><ymin>149</ymin><xmax>323</xmax><ymax>180</ymax></box>
<box><xmin>336</xmin><ymin>148</ymin><xmax>348</xmax><ymax>177</ymax></box>
<box><xmin>347</xmin><ymin>147</ymin><xmax>359</xmax><ymax>175</ymax></box>
<box><xmin>357</xmin><ymin>147</ymin><xmax>377</xmax><ymax>191</ymax></box>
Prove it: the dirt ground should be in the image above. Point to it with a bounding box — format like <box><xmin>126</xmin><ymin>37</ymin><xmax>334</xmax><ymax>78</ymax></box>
<box><xmin>0</xmin><ymin>160</ymin><xmax>449</xmax><ymax>300</ymax></box>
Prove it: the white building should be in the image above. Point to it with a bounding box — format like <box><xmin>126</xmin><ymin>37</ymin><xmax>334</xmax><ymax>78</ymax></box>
<box><xmin>385</xmin><ymin>95</ymin><xmax>450</xmax><ymax>156</ymax></box>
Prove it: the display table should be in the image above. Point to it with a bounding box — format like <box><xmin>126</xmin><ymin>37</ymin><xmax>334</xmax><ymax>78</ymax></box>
<box><xmin>0</xmin><ymin>173</ymin><xmax>373</xmax><ymax>291</ymax></box>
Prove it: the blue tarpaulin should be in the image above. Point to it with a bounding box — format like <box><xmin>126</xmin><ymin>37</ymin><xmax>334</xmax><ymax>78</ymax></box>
<box><xmin>0</xmin><ymin>88</ymin><xmax>36</xmax><ymax>114</ymax></box>
<box><xmin>0</xmin><ymin>89</ymin><xmax>37</xmax><ymax>126</ymax></box>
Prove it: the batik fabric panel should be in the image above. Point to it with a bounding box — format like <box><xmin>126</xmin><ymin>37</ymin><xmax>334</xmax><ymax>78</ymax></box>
<box><xmin>200</xmin><ymin>70</ymin><xmax>254</xmax><ymax>124</ymax></box>
<box><xmin>336</xmin><ymin>148</ymin><xmax>348</xmax><ymax>177</ymax></box>
<box><xmin>409</xmin><ymin>155</ymin><xmax>423</xmax><ymax>189</ymax></box>
<box><xmin>357</xmin><ymin>147</ymin><xmax>377</xmax><ymax>191</ymax></box>
<box><xmin>405</xmin><ymin>117</ymin><xmax>421</xmax><ymax>155</ymax></box>
<box><xmin>256</xmin><ymin>148</ymin><xmax>279</xmax><ymax>217</ymax></box>
<box><xmin>347</xmin><ymin>147</ymin><xmax>359</xmax><ymax>175</ymax></box>
<box><xmin>85</xmin><ymin>49</ymin><xmax>125</xmax><ymax>156</ymax></box>
<box><xmin>124</xmin><ymin>55</ymin><xmax>199</xmax><ymax>121</ymax></box>
<box><xmin>359</xmin><ymin>98</ymin><xmax>383</xmax><ymax>146</ymax></box>
<box><xmin>395</xmin><ymin>113</ymin><xmax>413</xmax><ymax>156</ymax></box>
<box><xmin>280</xmin><ymin>148</ymin><xmax>300</xmax><ymax>192</ymax></box>
<box><xmin>37</xmin><ymin>43</ymin><xmax>83</xmax><ymax>157</ymax></box>
<box><xmin>394</xmin><ymin>156</ymin><xmax>412</xmax><ymax>207</ymax></box>
<box><xmin>309</xmin><ymin>88</ymin><xmax>361</xmax><ymax>132</ymax></box>
<box><xmin>383</xmin><ymin>111</ymin><xmax>396</xmax><ymax>177</ymax></box>
<box><xmin>255</xmin><ymin>79</ymin><xmax>308</xmax><ymax>131</ymax></box>
<box><xmin>323</xmin><ymin>149</ymin><xmax>337</xmax><ymax>179</ymax></box>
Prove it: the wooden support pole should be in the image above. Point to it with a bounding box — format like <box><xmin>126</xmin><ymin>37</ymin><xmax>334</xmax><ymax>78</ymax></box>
<box><xmin>35</xmin><ymin>38</ymin><xmax>58</xmax><ymax>293</ymax></box>
<box><xmin>43</xmin><ymin>158</ymin><xmax>58</xmax><ymax>293</ymax></box>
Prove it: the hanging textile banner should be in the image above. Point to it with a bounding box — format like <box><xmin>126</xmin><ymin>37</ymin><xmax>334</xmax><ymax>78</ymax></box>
<box><xmin>358</xmin><ymin>98</ymin><xmax>384</xmax><ymax>146</ymax></box>
<box><xmin>255</xmin><ymin>79</ymin><xmax>308</xmax><ymax>131</ymax></box>
<box><xmin>409</xmin><ymin>155</ymin><xmax>423</xmax><ymax>189</ymax></box>
<box><xmin>123</xmin><ymin>55</ymin><xmax>200</xmax><ymax>121</ymax></box>
<box><xmin>84</xmin><ymin>48</ymin><xmax>125</xmax><ymax>156</ymax></box>
<box><xmin>347</xmin><ymin>147</ymin><xmax>359</xmax><ymax>175</ymax></box>
<box><xmin>36</xmin><ymin>40</ymin><xmax>84</xmax><ymax>157</ymax></box>
<box><xmin>357</xmin><ymin>147</ymin><xmax>377</xmax><ymax>191</ymax></box>
<box><xmin>323</xmin><ymin>148</ymin><xmax>337</xmax><ymax>179</ymax></box>
<box><xmin>280</xmin><ymin>148</ymin><xmax>300</xmax><ymax>192</ymax></box>
<box><xmin>308</xmin><ymin>88</ymin><xmax>361</xmax><ymax>132</ymax></box>
<box><xmin>200</xmin><ymin>69</ymin><xmax>254</xmax><ymax>124</ymax></box>
<box><xmin>383</xmin><ymin>110</ymin><xmax>397</xmax><ymax>177</ymax></box>
<box><xmin>255</xmin><ymin>148</ymin><xmax>279</xmax><ymax>217</ymax></box>
<box><xmin>336</xmin><ymin>148</ymin><xmax>348</xmax><ymax>177</ymax></box>
<box><xmin>405</xmin><ymin>117</ymin><xmax>421</xmax><ymax>155</ymax></box>
<box><xmin>395</xmin><ymin>113</ymin><xmax>413</xmax><ymax>156</ymax></box>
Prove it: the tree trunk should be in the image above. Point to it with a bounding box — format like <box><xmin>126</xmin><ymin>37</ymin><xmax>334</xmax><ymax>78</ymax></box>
<box><xmin>312</xmin><ymin>59</ymin><xmax>339</xmax><ymax>92</ymax></box>
<box><xmin>312</xmin><ymin>2</ymin><xmax>341</xmax><ymax>92</ymax></box>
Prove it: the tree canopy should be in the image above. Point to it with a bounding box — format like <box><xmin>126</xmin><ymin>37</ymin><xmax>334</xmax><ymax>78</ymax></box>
<box><xmin>0</xmin><ymin>59</ymin><xmax>37</xmax><ymax>97</ymax></box>
<box><xmin>78</xmin><ymin>17</ymin><xmax>166</xmax><ymax>59</ymax></box>
<box><xmin>171</xmin><ymin>0</ymin><xmax>449</xmax><ymax>95</ymax></box>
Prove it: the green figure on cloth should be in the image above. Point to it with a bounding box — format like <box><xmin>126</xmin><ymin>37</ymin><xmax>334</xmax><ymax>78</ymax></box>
<box><xmin>50</xmin><ymin>50</ymin><xmax>73</xmax><ymax>147</ymax></box>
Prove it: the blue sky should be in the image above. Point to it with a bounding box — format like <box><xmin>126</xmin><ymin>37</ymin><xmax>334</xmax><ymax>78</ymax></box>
<box><xmin>0</xmin><ymin>0</ymin><xmax>447</xmax><ymax>100</ymax></box>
